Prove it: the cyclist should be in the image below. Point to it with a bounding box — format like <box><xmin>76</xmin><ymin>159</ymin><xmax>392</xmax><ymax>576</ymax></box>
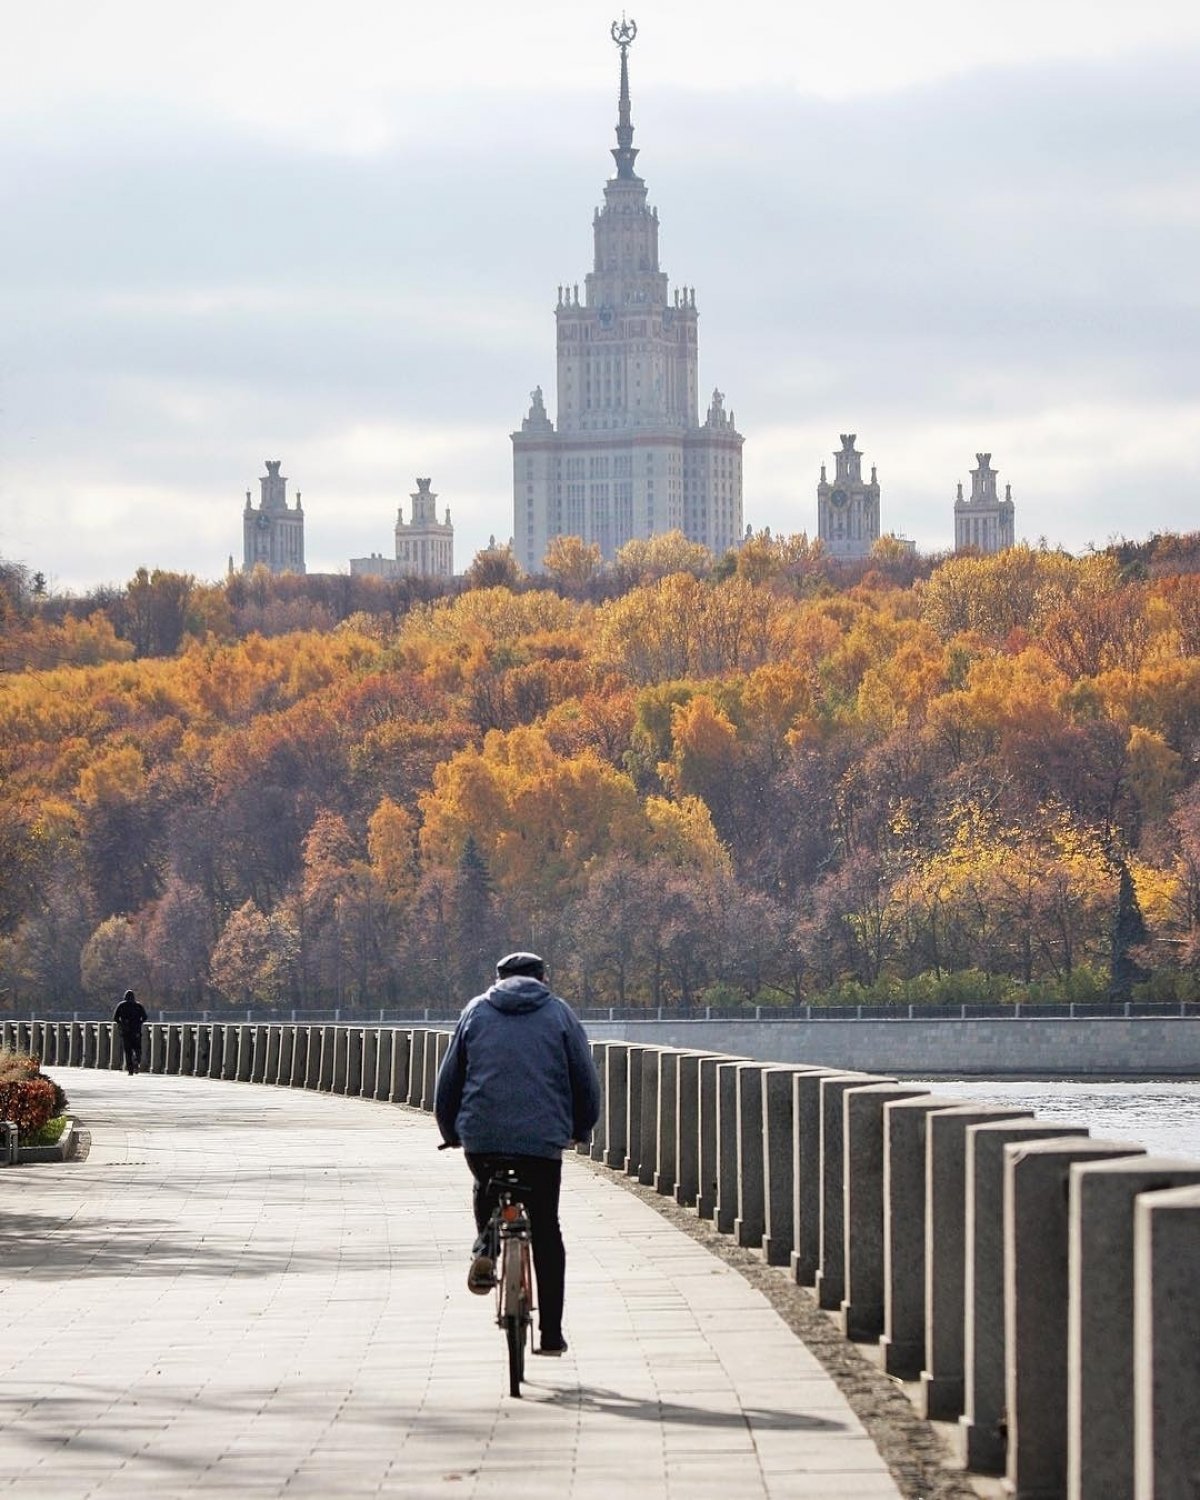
<box><xmin>434</xmin><ymin>951</ymin><xmax>601</xmax><ymax>1357</ymax></box>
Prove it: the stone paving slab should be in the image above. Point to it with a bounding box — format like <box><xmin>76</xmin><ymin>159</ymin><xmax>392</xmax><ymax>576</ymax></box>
<box><xmin>0</xmin><ymin>1069</ymin><xmax>901</xmax><ymax>1499</ymax></box>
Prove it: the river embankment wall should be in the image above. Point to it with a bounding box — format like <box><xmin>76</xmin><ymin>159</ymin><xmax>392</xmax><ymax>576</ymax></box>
<box><xmin>584</xmin><ymin>1016</ymin><xmax>1200</xmax><ymax>1078</ymax></box>
<box><xmin>5</xmin><ymin>1016</ymin><xmax>1199</xmax><ymax>1497</ymax></box>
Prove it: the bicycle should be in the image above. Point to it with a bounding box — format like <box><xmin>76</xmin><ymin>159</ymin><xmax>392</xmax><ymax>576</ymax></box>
<box><xmin>479</xmin><ymin>1164</ymin><xmax>535</xmax><ymax>1397</ymax></box>
<box><xmin>440</xmin><ymin>1145</ymin><xmax>536</xmax><ymax>1398</ymax></box>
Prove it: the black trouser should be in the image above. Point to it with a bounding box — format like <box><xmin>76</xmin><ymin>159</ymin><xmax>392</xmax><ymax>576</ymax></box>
<box><xmin>464</xmin><ymin>1152</ymin><xmax>565</xmax><ymax>1344</ymax></box>
<box><xmin>120</xmin><ymin>1031</ymin><xmax>142</xmax><ymax>1074</ymax></box>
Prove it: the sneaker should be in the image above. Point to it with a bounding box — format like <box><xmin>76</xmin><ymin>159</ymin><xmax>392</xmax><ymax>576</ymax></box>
<box><xmin>534</xmin><ymin>1338</ymin><xmax>568</xmax><ymax>1357</ymax></box>
<box><xmin>467</xmin><ymin>1255</ymin><xmax>495</xmax><ymax>1294</ymax></box>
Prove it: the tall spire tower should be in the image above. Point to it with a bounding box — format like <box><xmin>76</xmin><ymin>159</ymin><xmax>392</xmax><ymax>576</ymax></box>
<box><xmin>511</xmin><ymin>19</ymin><xmax>744</xmax><ymax>569</ymax></box>
<box><xmin>610</xmin><ymin>16</ymin><xmax>640</xmax><ymax>181</ymax></box>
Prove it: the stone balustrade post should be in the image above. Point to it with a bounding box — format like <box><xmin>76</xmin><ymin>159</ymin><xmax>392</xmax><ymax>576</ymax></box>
<box><xmin>624</xmin><ymin>1046</ymin><xmax>645</xmax><ymax>1178</ymax></box>
<box><xmin>1004</xmin><ymin>1138</ymin><xmax>1144</xmax><ymax>1500</ymax></box>
<box><xmin>343</xmin><ymin>1028</ymin><xmax>362</xmax><ymax>1096</ymax></box>
<box><xmin>231</xmin><ymin>1024</ymin><xmax>250</xmax><ymax>1082</ymax></box>
<box><xmin>734</xmin><ymin>1062</ymin><xmax>767</xmax><ymax>1249</ymax></box>
<box><xmin>603</xmin><ymin>1044</ymin><xmax>629</xmax><ymax>1170</ymax></box>
<box><xmin>389</xmin><ymin>1029</ymin><xmax>411</xmax><ymax>1104</ymax></box>
<box><xmin>674</xmin><ymin>1052</ymin><xmax>706</xmax><ymax>1207</ymax></box>
<box><xmin>420</xmin><ymin>1031</ymin><xmax>441</xmax><ymax>1110</ymax></box>
<box><xmin>815</xmin><ymin>1073</ymin><xmax>879</xmax><ymax>1309</ymax></box>
<box><xmin>841</xmin><ymin>1083</ymin><xmax>929</xmax><ymax>1342</ymax></box>
<box><xmin>293</xmin><ymin>1026</ymin><xmax>312</xmax><ymax>1087</ymax></box>
<box><xmin>68</xmin><ymin>1021</ymin><xmax>82</xmax><ymax>1064</ymax></box>
<box><xmin>715</xmin><ymin>1060</ymin><xmax>742</xmax><ymax>1234</ymax></box>
<box><xmin>638</xmin><ymin>1048</ymin><xmax>661</xmax><ymax>1186</ymax></box>
<box><xmin>1133</xmin><ymin>1183</ymin><xmax>1200</xmax><ymax>1500</ymax></box>
<box><xmin>208</xmin><ymin>1025</ymin><xmax>225</xmax><ymax>1079</ymax></box>
<box><xmin>277</xmin><ymin>1025</ymin><xmax>294</xmax><ymax>1086</ymax></box>
<box><xmin>762</xmin><ymin>1066</ymin><xmax>803</xmax><ymax>1267</ymax></box>
<box><xmin>697</xmin><ymin>1055</ymin><xmax>723</xmax><ymax>1221</ymax></box>
<box><xmin>196</xmin><ymin>1024</ymin><xmax>213</xmax><ymax>1077</ymax></box>
<box><xmin>361</xmin><ymin>1028</ymin><xmax>378</xmax><ymax>1099</ymax></box>
<box><xmin>654</xmin><ymin>1048</ymin><xmax>679</xmax><ymax>1195</ymax></box>
<box><xmin>247</xmin><ymin>1025</ymin><xmax>266</xmax><ymax>1083</ymax></box>
<box><xmin>1068</xmin><ymin>1156</ymin><xmax>1200</xmax><ymax>1500</ymax></box>
<box><xmin>144</xmin><ymin>1023</ymin><xmax>162</xmax><ymax>1074</ymax></box>
<box><xmin>180</xmin><ymin>1024</ymin><xmax>196</xmax><ymax>1076</ymax></box>
<box><xmin>588</xmin><ymin>1042</ymin><xmax>608</xmax><ymax>1161</ymax></box>
<box><xmin>316</xmin><ymin>1026</ymin><xmax>335</xmax><ymax>1091</ymax></box>
<box><xmin>921</xmin><ymin>1104</ymin><xmax>1032</xmax><ymax>1421</ymax></box>
<box><xmin>432</xmin><ymin>1031</ymin><xmax>450</xmax><ymax>1105</ymax></box>
<box><xmin>406</xmin><ymin>1031</ymin><xmax>427</xmax><ymax>1107</ymax></box>
<box><xmin>263</xmin><ymin>1025</ymin><xmax>280</xmax><ymax>1084</ymax></box>
<box><xmin>880</xmin><ymin>1097</ymin><xmax>968</xmax><ymax>1378</ymax></box>
<box><xmin>330</xmin><ymin>1027</ymin><xmax>349</xmax><ymax>1094</ymax></box>
<box><xmin>960</xmin><ymin>1119</ymin><xmax>1090</xmax><ymax>1475</ymax></box>
<box><xmin>790</xmin><ymin>1069</ymin><xmax>858</xmax><ymax>1287</ymax></box>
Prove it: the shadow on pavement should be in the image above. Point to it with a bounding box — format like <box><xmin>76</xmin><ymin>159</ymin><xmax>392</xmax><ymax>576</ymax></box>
<box><xmin>1</xmin><ymin>1207</ymin><xmax>445</xmax><ymax>1280</ymax></box>
<box><xmin>541</xmin><ymin>1383</ymin><xmax>847</xmax><ymax>1431</ymax></box>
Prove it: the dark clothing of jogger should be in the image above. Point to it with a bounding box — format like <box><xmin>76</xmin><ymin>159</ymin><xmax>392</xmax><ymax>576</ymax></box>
<box><xmin>119</xmin><ymin>1031</ymin><xmax>142</xmax><ymax>1075</ymax></box>
<box><xmin>465</xmin><ymin>1151</ymin><xmax>565</xmax><ymax>1346</ymax></box>
<box><xmin>113</xmin><ymin>993</ymin><xmax>147</xmax><ymax>1076</ymax></box>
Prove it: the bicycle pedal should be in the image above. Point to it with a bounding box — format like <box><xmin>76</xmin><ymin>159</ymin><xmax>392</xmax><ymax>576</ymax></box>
<box><xmin>467</xmin><ymin>1255</ymin><xmax>496</xmax><ymax>1294</ymax></box>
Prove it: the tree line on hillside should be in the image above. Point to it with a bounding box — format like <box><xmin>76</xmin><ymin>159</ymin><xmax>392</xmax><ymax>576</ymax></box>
<box><xmin>3</xmin><ymin>533</ymin><xmax>1200</xmax><ymax>1014</ymax></box>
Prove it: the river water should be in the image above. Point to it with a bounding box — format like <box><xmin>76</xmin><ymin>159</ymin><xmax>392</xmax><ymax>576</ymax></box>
<box><xmin>904</xmin><ymin>1078</ymin><xmax>1200</xmax><ymax>1160</ymax></box>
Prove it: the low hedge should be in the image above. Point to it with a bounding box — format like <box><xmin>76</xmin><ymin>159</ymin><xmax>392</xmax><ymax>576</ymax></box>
<box><xmin>0</xmin><ymin>1049</ymin><xmax>68</xmax><ymax>1135</ymax></box>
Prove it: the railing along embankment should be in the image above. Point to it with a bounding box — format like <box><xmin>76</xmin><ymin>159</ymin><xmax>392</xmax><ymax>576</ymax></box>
<box><xmin>6</xmin><ymin>1017</ymin><xmax>1199</xmax><ymax>1497</ymax></box>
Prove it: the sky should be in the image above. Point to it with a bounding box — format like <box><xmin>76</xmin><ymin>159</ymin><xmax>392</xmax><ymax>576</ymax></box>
<box><xmin>2</xmin><ymin>0</ymin><xmax>1198</xmax><ymax>592</ymax></box>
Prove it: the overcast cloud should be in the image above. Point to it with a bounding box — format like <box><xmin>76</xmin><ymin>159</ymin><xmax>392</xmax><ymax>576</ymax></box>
<box><xmin>1</xmin><ymin>2</ymin><xmax>1198</xmax><ymax>590</ymax></box>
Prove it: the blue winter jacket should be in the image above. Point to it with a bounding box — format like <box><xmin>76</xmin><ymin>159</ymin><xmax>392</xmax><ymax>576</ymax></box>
<box><xmin>434</xmin><ymin>977</ymin><xmax>601</xmax><ymax>1159</ymax></box>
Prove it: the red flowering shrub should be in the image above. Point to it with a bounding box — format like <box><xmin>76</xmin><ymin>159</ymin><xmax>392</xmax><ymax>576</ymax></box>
<box><xmin>0</xmin><ymin>1049</ymin><xmax>37</xmax><ymax>1084</ymax></box>
<box><xmin>0</xmin><ymin>1049</ymin><xmax>68</xmax><ymax>1135</ymax></box>
<box><xmin>0</xmin><ymin>1075</ymin><xmax>58</xmax><ymax>1133</ymax></box>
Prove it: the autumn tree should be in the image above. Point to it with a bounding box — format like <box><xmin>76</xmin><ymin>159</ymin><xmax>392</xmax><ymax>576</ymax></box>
<box><xmin>543</xmin><ymin>535</ymin><xmax>603</xmax><ymax>596</ymax></box>
<box><xmin>465</xmin><ymin>541</ymin><xmax>521</xmax><ymax>591</ymax></box>
<box><xmin>210</xmin><ymin>900</ymin><xmax>298</xmax><ymax>1009</ymax></box>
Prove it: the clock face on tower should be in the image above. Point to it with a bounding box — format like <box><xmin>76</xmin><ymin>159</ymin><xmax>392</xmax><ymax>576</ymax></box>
<box><xmin>831</xmin><ymin>489</ymin><xmax>848</xmax><ymax>508</ymax></box>
<box><xmin>598</xmin><ymin>305</ymin><xmax>615</xmax><ymax>329</ymax></box>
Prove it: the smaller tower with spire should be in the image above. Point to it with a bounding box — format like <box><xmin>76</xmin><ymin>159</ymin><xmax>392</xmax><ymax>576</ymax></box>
<box><xmin>350</xmin><ymin>478</ymin><xmax>454</xmax><ymax>580</ymax></box>
<box><xmin>816</xmin><ymin>435</ymin><xmax>881</xmax><ymax>558</ymax></box>
<box><xmin>242</xmin><ymin>459</ymin><xmax>306</xmax><ymax>574</ymax></box>
<box><xmin>954</xmin><ymin>453</ymin><xmax>1015</xmax><ymax>553</ymax></box>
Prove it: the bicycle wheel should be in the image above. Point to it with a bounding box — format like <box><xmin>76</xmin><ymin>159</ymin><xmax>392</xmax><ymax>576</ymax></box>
<box><xmin>501</xmin><ymin>1233</ymin><xmax>528</xmax><ymax>1396</ymax></box>
<box><xmin>504</xmin><ymin>1311</ymin><xmax>525</xmax><ymax>1397</ymax></box>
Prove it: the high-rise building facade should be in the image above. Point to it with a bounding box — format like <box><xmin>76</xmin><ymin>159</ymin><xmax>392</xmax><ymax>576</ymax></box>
<box><xmin>954</xmin><ymin>453</ymin><xmax>1015</xmax><ymax>553</ymax></box>
<box><xmin>816</xmin><ymin>434</ymin><xmax>880</xmax><ymax>559</ymax></box>
<box><xmin>243</xmin><ymin>459</ymin><xmax>305</xmax><ymax>574</ymax></box>
<box><xmin>512</xmin><ymin>19</ymin><xmax>744</xmax><ymax>571</ymax></box>
<box><xmin>350</xmin><ymin>477</ymin><xmax>454</xmax><ymax>580</ymax></box>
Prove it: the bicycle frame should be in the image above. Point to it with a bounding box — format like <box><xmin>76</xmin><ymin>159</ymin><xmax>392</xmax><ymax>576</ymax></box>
<box><xmin>488</xmin><ymin>1178</ymin><xmax>534</xmax><ymax>1396</ymax></box>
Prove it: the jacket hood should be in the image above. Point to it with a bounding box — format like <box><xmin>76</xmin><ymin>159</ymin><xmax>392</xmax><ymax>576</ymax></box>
<box><xmin>484</xmin><ymin>976</ymin><xmax>552</xmax><ymax>1014</ymax></box>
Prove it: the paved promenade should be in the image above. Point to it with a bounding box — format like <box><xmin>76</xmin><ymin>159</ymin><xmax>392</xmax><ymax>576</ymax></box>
<box><xmin>1</xmin><ymin>1069</ymin><xmax>901</xmax><ymax>1499</ymax></box>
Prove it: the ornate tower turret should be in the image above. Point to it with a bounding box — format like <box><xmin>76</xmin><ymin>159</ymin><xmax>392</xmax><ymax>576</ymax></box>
<box><xmin>954</xmin><ymin>452</ymin><xmax>1015</xmax><ymax>553</ymax></box>
<box><xmin>816</xmin><ymin>435</ymin><xmax>881</xmax><ymax>559</ymax></box>
<box><xmin>242</xmin><ymin>459</ymin><xmax>306</xmax><ymax>574</ymax></box>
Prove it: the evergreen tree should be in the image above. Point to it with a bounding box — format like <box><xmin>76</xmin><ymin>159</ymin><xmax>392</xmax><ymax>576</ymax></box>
<box><xmin>452</xmin><ymin>836</ymin><xmax>503</xmax><ymax>998</ymax></box>
<box><xmin>1110</xmin><ymin>860</ymin><xmax>1149</xmax><ymax>1003</ymax></box>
